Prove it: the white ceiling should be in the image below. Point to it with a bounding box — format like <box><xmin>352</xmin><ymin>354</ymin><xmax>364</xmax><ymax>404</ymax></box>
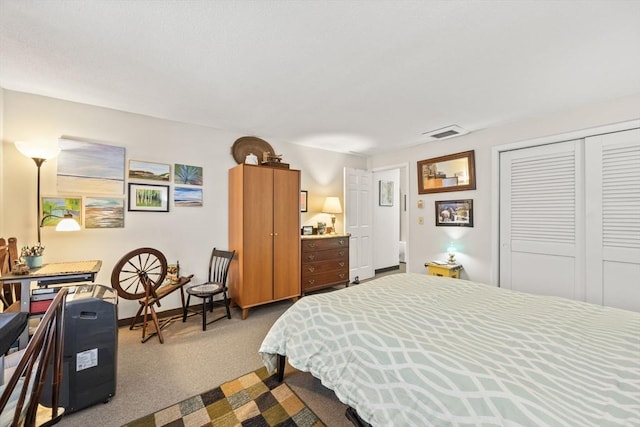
<box><xmin>1</xmin><ymin>1</ymin><xmax>639</xmax><ymax>156</ymax></box>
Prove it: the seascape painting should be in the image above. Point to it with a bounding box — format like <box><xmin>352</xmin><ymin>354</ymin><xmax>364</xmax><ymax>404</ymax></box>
<box><xmin>174</xmin><ymin>163</ymin><xmax>203</xmax><ymax>185</ymax></box>
<box><xmin>128</xmin><ymin>160</ymin><xmax>170</xmax><ymax>181</ymax></box>
<box><xmin>174</xmin><ymin>187</ymin><xmax>203</xmax><ymax>207</ymax></box>
<box><xmin>41</xmin><ymin>197</ymin><xmax>82</xmax><ymax>227</ymax></box>
<box><xmin>57</xmin><ymin>138</ymin><xmax>126</xmax><ymax>194</ymax></box>
<box><xmin>85</xmin><ymin>197</ymin><xmax>125</xmax><ymax>228</ymax></box>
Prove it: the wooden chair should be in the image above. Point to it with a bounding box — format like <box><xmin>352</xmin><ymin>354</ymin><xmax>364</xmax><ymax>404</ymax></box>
<box><xmin>182</xmin><ymin>248</ymin><xmax>234</xmax><ymax>331</ymax></box>
<box><xmin>111</xmin><ymin>247</ymin><xmax>192</xmax><ymax>343</ymax></box>
<box><xmin>0</xmin><ymin>237</ymin><xmax>21</xmax><ymax>312</ymax></box>
<box><xmin>0</xmin><ymin>287</ymin><xmax>68</xmax><ymax>426</ymax></box>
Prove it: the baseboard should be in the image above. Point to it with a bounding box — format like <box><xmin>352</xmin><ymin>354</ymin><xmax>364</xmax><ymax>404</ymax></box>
<box><xmin>374</xmin><ymin>265</ymin><xmax>399</xmax><ymax>275</ymax></box>
<box><xmin>117</xmin><ymin>307</ymin><xmax>185</xmax><ymax>327</ymax></box>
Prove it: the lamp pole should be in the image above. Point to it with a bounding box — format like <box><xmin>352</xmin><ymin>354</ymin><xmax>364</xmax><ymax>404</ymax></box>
<box><xmin>32</xmin><ymin>157</ymin><xmax>46</xmax><ymax>245</ymax></box>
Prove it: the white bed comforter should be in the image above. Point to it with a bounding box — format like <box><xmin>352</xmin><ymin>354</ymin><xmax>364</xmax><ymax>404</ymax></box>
<box><xmin>259</xmin><ymin>273</ymin><xmax>640</xmax><ymax>426</ymax></box>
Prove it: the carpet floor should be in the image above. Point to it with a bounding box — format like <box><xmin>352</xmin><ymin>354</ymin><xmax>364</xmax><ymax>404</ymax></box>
<box><xmin>123</xmin><ymin>367</ymin><xmax>325</xmax><ymax>427</ymax></box>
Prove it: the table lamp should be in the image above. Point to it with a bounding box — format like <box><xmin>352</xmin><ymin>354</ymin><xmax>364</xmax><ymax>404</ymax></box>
<box><xmin>322</xmin><ymin>197</ymin><xmax>342</xmax><ymax>235</ymax></box>
<box><xmin>15</xmin><ymin>140</ymin><xmax>62</xmax><ymax>244</ymax></box>
<box><xmin>447</xmin><ymin>242</ymin><xmax>457</xmax><ymax>264</ymax></box>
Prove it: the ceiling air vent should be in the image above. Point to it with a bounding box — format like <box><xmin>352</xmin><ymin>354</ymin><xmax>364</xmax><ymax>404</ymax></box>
<box><xmin>422</xmin><ymin>125</ymin><xmax>470</xmax><ymax>142</ymax></box>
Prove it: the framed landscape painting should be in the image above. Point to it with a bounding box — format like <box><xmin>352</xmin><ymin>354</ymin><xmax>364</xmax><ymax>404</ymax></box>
<box><xmin>435</xmin><ymin>199</ymin><xmax>474</xmax><ymax>227</ymax></box>
<box><xmin>128</xmin><ymin>160</ymin><xmax>170</xmax><ymax>182</ymax></box>
<box><xmin>85</xmin><ymin>197</ymin><xmax>125</xmax><ymax>228</ymax></box>
<box><xmin>128</xmin><ymin>183</ymin><xmax>169</xmax><ymax>212</ymax></box>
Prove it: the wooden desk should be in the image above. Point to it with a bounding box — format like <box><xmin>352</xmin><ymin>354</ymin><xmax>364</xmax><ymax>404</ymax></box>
<box><xmin>0</xmin><ymin>260</ymin><xmax>102</xmax><ymax>348</ymax></box>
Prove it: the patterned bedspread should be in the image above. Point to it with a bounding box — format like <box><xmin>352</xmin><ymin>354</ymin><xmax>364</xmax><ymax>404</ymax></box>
<box><xmin>259</xmin><ymin>273</ymin><xmax>640</xmax><ymax>426</ymax></box>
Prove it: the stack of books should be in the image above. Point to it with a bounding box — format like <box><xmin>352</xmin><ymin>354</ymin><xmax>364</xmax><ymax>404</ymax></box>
<box><xmin>30</xmin><ymin>287</ymin><xmax>62</xmax><ymax>314</ymax></box>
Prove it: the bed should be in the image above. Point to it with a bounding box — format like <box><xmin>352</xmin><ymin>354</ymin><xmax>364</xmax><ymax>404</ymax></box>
<box><xmin>259</xmin><ymin>273</ymin><xmax>640</xmax><ymax>426</ymax></box>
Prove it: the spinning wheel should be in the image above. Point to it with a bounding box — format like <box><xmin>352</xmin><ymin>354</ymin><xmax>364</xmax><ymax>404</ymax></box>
<box><xmin>111</xmin><ymin>247</ymin><xmax>191</xmax><ymax>343</ymax></box>
<box><xmin>111</xmin><ymin>247</ymin><xmax>167</xmax><ymax>301</ymax></box>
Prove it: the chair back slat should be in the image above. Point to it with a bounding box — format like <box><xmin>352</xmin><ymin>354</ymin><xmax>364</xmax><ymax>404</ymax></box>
<box><xmin>208</xmin><ymin>248</ymin><xmax>235</xmax><ymax>286</ymax></box>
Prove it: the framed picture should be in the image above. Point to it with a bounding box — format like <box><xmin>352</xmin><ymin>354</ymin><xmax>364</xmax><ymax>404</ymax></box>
<box><xmin>58</xmin><ymin>137</ymin><xmax>126</xmax><ymax>194</ymax></box>
<box><xmin>435</xmin><ymin>199</ymin><xmax>473</xmax><ymax>227</ymax></box>
<box><xmin>85</xmin><ymin>197</ymin><xmax>125</xmax><ymax>228</ymax></box>
<box><xmin>128</xmin><ymin>160</ymin><xmax>170</xmax><ymax>182</ymax></box>
<box><xmin>302</xmin><ymin>225</ymin><xmax>313</xmax><ymax>235</ymax></box>
<box><xmin>41</xmin><ymin>196</ymin><xmax>82</xmax><ymax>227</ymax></box>
<box><xmin>128</xmin><ymin>183</ymin><xmax>169</xmax><ymax>212</ymax></box>
<box><xmin>174</xmin><ymin>186</ymin><xmax>203</xmax><ymax>207</ymax></box>
<box><xmin>417</xmin><ymin>150</ymin><xmax>476</xmax><ymax>194</ymax></box>
<box><xmin>379</xmin><ymin>180</ymin><xmax>394</xmax><ymax>206</ymax></box>
<box><xmin>174</xmin><ymin>163</ymin><xmax>203</xmax><ymax>185</ymax></box>
<box><xmin>300</xmin><ymin>190</ymin><xmax>308</xmax><ymax>212</ymax></box>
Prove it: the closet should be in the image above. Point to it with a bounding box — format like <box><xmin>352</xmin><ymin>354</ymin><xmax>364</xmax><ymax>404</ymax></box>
<box><xmin>499</xmin><ymin>127</ymin><xmax>640</xmax><ymax>312</ymax></box>
<box><xmin>228</xmin><ymin>164</ymin><xmax>301</xmax><ymax>319</ymax></box>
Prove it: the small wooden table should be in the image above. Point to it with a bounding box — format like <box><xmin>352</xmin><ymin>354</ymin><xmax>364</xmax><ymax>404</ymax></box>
<box><xmin>425</xmin><ymin>262</ymin><xmax>463</xmax><ymax>279</ymax></box>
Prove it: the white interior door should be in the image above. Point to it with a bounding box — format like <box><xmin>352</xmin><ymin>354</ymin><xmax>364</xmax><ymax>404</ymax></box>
<box><xmin>344</xmin><ymin>167</ymin><xmax>374</xmax><ymax>282</ymax></box>
<box><xmin>499</xmin><ymin>140</ymin><xmax>585</xmax><ymax>300</ymax></box>
<box><xmin>585</xmin><ymin>128</ymin><xmax>640</xmax><ymax>311</ymax></box>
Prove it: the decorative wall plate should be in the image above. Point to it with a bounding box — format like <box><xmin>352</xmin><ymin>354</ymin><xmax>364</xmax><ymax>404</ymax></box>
<box><xmin>231</xmin><ymin>136</ymin><xmax>275</xmax><ymax>164</ymax></box>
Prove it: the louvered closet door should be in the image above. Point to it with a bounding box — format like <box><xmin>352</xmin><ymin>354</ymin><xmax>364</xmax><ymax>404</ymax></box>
<box><xmin>499</xmin><ymin>140</ymin><xmax>585</xmax><ymax>299</ymax></box>
<box><xmin>585</xmin><ymin>128</ymin><xmax>640</xmax><ymax>311</ymax></box>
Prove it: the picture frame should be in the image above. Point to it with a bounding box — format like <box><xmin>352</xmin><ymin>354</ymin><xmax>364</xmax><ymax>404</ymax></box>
<box><xmin>435</xmin><ymin>199</ymin><xmax>474</xmax><ymax>227</ymax></box>
<box><xmin>379</xmin><ymin>180</ymin><xmax>394</xmax><ymax>206</ymax></box>
<box><xmin>417</xmin><ymin>150</ymin><xmax>476</xmax><ymax>194</ymax></box>
<box><xmin>174</xmin><ymin>186</ymin><xmax>203</xmax><ymax>207</ymax></box>
<box><xmin>85</xmin><ymin>197</ymin><xmax>125</xmax><ymax>228</ymax></box>
<box><xmin>128</xmin><ymin>183</ymin><xmax>169</xmax><ymax>212</ymax></box>
<box><xmin>302</xmin><ymin>225</ymin><xmax>313</xmax><ymax>235</ymax></box>
<box><xmin>174</xmin><ymin>163</ymin><xmax>203</xmax><ymax>185</ymax></box>
<box><xmin>300</xmin><ymin>190</ymin><xmax>308</xmax><ymax>212</ymax></box>
<box><xmin>128</xmin><ymin>160</ymin><xmax>170</xmax><ymax>182</ymax></box>
<box><xmin>41</xmin><ymin>196</ymin><xmax>82</xmax><ymax>227</ymax></box>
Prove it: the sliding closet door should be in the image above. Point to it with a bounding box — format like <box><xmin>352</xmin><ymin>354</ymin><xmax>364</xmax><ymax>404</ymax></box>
<box><xmin>585</xmin><ymin>128</ymin><xmax>640</xmax><ymax>311</ymax></box>
<box><xmin>499</xmin><ymin>140</ymin><xmax>585</xmax><ymax>299</ymax></box>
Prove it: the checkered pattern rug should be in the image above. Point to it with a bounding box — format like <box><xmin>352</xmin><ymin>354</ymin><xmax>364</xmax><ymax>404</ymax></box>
<box><xmin>123</xmin><ymin>367</ymin><xmax>325</xmax><ymax>427</ymax></box>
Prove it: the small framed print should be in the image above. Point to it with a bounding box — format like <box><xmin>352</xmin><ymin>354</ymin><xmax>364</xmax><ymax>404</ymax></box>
<box><xmin>435</xmin><ymin>199</ymin><xmax>473</xmax><ymax>227</ymax></box>
<box><xmin>302</xmin><ymin>225</ymin><xmax>314</xmax><ymax>235</ymax></box>
<box><xmin>128</xmin><ymin>183</ymin><xmax>169</xmax><ymax>212</ymax></box>
<box><xmin>300</xmin><ymin>190</ymin><xmax>308</xmax><ymax>212</ymax></box>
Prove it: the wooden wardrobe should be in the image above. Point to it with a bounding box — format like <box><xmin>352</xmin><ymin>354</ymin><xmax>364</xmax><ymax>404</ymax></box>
<box><xmin>228</xmin><ymin>164</ymin><xmax>301</xmax><ymax>319</ymax></box>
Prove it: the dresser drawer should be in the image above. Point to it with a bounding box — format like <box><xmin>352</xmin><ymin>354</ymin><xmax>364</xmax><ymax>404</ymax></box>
<box><xmin>302</xmin><ymin>237</ymin><xmax>349</xmax><ymax>252</ymax></box>
<box><xmin>302</xmin><ymin>259</ymin><xmax>348</xmax><ymax>276</ymax></box>
<box><xmin>302</xmin><ymin>247</ymin><xmax>348</xmax><ymax>263</ymax></box>
<box><xmin>302</xmin><ymin>269</ymin><xmax>349</xmax><ymax>291</ymax></box>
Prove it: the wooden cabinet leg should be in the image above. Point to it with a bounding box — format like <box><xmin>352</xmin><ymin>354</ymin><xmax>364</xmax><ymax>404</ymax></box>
<box><xmin>242</xmin><ymin>308</ymin><xmax>248</xmax><ymax>320</ymax></box>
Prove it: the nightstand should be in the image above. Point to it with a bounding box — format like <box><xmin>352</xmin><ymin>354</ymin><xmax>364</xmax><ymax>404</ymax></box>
<box><xmin>425</xmin><ymin>262</ymin><xmax>463</xmax><ymax>278</ymax></box>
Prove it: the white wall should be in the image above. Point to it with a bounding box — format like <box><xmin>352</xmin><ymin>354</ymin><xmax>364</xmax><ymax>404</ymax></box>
<box><xmin>372</xmin><ymin>168</ymin><xmax>400</xmax><ymax>270</ymax></box>
<box><xmin>369</xmin><ymin>93</ymin><xmax>640</xmax><ymax>285</ymax></box>
<box><xmin>1</xmin><ymin>90</ymin><xmax>366</xmax><ymax>318</ymax></box>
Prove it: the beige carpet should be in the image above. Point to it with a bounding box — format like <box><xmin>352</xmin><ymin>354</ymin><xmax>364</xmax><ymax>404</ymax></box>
<box><xmin>56</xmin><ymin>299</ymin><xmax>351</xmax><ymax>427</ymax></box>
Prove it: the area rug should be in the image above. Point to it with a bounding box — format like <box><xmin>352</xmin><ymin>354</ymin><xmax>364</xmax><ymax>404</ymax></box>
<box><xmin>123</xmin><ymin>367</ymin><xmax>325</xmax><ymax>427</ymax></box>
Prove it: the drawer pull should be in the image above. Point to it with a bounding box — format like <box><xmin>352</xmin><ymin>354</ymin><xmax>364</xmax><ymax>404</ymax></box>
<box><xmin>308</xmin><ymin>242</ymin><xmax>317</xmax><ymax>248</ymax></box>
<box><xmin>338</xmin><ymin>262</ymin><xmax>345</xmax><ymax>267</ymax></box>
<box><xmin>338</xmin><ymin>250</ymin><xmax>345</xmax><ymax>256</ymax></box>
<box><xmin>307</xmin><ymin>279</ymin><xmax>315</xmax><ymax>285</ymax></box>
<box><xmin>338</xmin><ymin>273</ymin><xmax>345</xmax><ymax>279</ymax></box>
<box><xmin>338</xmin><ymin>239</ymin><xmax>345</xmax><ymax>245</ymax></box>
<box><xmin>307</xmin><ymin>266</ymin><xmax>315</xmax><ymax>272</ymax></box>
<box><xmin>307</xmin><ymin>254</ymin><xmax>316</xmax><ymax>261</ymax></box>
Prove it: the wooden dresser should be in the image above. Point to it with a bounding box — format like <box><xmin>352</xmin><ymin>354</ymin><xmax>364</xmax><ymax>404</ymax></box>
<box><xmin>301</xmin><ymin>235</ymin><xmax>350</xmax><ymax>294</ymax></box>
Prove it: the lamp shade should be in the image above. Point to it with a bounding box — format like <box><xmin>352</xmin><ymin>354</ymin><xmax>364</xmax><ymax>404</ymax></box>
<box><xmin>15</xmin><ymin>140</ymin><xmax>61</xmax><ymax>160</ymax></box>
<box><xmin>322</xmin><ymin>197</ymin><xmax>342</xmax><ymax>214</ymax></box>
<box><xmin>447</xmin><ymin>242</ymin><xmax>456</xmax><ymax>254</ymax></box>
<box><xmin>55</xmin><ymin>215</ymin><xmax>81</xmax><ymax>232</ymax></box>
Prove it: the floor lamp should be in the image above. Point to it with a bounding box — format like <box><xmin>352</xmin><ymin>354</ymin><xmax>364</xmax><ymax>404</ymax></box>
<box><xmin>15</xmin><ymin>140</ymin><xmax>62</xmax><ymax>245</ymax></box>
